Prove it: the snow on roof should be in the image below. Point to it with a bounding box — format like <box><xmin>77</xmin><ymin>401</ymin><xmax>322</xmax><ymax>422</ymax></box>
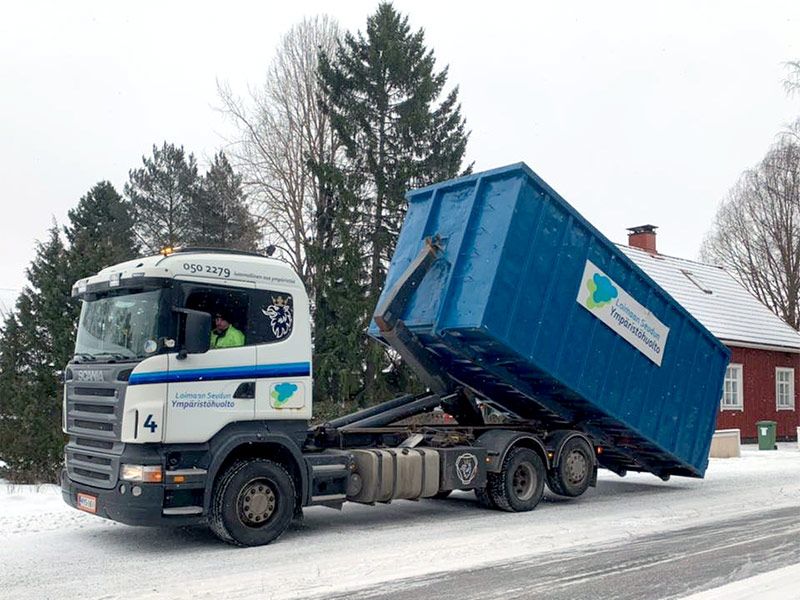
<box><xmin>618</xmin><ymin>245</ymin><xmax>800</xmax><ymax>352</ymax></box>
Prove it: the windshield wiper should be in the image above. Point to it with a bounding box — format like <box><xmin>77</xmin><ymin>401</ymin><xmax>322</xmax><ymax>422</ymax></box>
<box><xmin>72</xmin><ymin>353</ymin><xmax>96</xmax><ymax>363</ymax></box>
<box><xmin>94</xmin><ymin>352</ymin><xmax>135</xmax><ymax>363</ymax></box>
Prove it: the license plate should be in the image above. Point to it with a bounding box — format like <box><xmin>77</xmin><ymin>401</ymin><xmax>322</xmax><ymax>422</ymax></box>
<box><xmin>77</xmin><ymin>492</ymin><xmax>97</xmax><ymax>514</ymax></box>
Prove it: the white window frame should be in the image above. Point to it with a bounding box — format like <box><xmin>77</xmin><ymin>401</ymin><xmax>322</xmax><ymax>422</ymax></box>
<box><xmin>775</xmin><ymin>367</ymin><xmax>795</xmax><ymax>411</ymax></box>
<box><xmin>720</xmin><ymin>364</ymin><xmax>743</xmax><ymax>411</ymax></box>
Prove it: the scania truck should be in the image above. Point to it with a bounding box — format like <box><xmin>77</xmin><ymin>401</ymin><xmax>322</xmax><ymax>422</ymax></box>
<box><xmin>61</xmin><ymin>163</ymin><xmax>729</xmax><ymax>546</ymax></box>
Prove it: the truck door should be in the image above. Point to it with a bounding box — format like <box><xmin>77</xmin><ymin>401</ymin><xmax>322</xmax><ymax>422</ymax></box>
<box><xmin>250</xmin><ymin>288</ymin><xmax>313</xmax><ymax>421</ymax></box>
<box><xmin>164</xmin><ymin>282</ymin><xmax>257</xmax><ymax>444</ymax></box>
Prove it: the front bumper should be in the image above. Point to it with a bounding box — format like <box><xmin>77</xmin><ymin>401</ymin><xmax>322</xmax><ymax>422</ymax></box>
<box><xmin>60</xmin><ymin>469</ymin><xmax>205</xmax><ymax>527</ymax></box>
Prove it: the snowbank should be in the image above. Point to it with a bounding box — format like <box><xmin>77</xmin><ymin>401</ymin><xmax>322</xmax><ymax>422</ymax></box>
<box><xmin>684</xmin><ymin>563</ymin><xmax>800</xmax><ymax>600</ymax></box>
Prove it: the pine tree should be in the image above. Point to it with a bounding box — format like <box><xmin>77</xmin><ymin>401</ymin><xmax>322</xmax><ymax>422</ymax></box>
<box><xmin>125</xmin><ymin>142</ymin><xmax>199</xmax><ymax>253</ymax></box>
<box><xmin>190</xmin><ymin>152</ymin><xmax>261</xmax><ymax>251</ymax></box>
<box><xmin>316</xmin><ymin>2</ymin><xmax>470</xmax><ymax>406</ymax></box>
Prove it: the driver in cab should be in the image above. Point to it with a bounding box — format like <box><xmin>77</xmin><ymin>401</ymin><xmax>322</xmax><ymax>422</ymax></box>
<box><xmin>210</xmin><ymin>310</ymin><xmax>245</xmax><ymax>349</ymax></box>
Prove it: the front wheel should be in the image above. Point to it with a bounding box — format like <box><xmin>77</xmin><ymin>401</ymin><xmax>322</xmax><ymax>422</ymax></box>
<box><xmin>209</xmin><ymin>459</ymin><xmax>295</xmax><ymax>546</ymax></box>
<box><xmin>488</xmin><ymin>447</ymin><xmax>545</xmax><ymax>512</ymax></box>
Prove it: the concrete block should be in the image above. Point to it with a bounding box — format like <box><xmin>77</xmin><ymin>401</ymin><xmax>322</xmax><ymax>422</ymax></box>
<box><xmin>710</xmin><ymin>429</ymin><xmax>741</xmax><ymax>458</ymax></box>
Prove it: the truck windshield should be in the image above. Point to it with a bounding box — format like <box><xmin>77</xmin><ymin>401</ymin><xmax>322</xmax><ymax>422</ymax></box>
<box><xmin>74</xmin><ymin>289</ymin><xmax>164</xmax><ymax>361</ymax></box>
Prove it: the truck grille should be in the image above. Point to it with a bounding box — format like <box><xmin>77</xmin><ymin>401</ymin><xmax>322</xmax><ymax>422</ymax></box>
<box><xmin>64</xmin><ymin>365</ymin><xmax>129</xmax><ymax>489</ymax></box>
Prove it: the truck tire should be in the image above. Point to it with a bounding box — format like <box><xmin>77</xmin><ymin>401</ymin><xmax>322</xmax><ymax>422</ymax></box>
<box><xmin>474</xmin><ymin>487</ymin><xmax>496</xmax><ymax>509</ymax></box>
<box><xmin>545</xmin><ymin>472</ymin><xmax>565</xmax><ymax>496</ymax></box>
<box><xmin>488</xmin><ymin>447</ymin><xmax>545</xmax><ymax>512</ymax></box>
<box><xmin>209</xmin><ymin>459</ymin><xmax>295</xmax><ymax>547</ymax></box>
<box><xmin>547</xmin><ymin>437</ymin><xmax>593</xmax><ymax>498</ymax></box>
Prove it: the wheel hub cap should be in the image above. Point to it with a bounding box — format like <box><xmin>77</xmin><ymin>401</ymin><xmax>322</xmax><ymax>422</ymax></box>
<box><xmin>238</xmin><ymin>479</ymin><xmax>276</xmax><ymax>526</ymax></box>
<box><xmin>512</xmin><ymin>464</ymin><xmax>535</xmax><ymax>500</ymax></box>
<box><xmin>565</xmin><ymin>450</ymin><xmax>588</xmax><ymax>485</ymax></box>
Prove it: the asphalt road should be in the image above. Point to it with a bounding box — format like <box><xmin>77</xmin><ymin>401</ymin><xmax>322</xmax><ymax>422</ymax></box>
<box><xmin>328</xmin><ymin>505</ymin><xmax>800</xmax><ymax>600</ymax></box>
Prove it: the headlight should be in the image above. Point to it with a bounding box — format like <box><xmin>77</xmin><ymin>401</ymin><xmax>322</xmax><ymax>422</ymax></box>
<box><xmin>120</xmin><ymin>464</ymin><xmax>163</xmax><ymax>483</ymax></box>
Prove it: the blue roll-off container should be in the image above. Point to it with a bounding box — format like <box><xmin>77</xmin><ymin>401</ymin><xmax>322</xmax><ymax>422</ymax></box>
<box><xmin>370</xmin><ymin>163</ymin><xmax>730</xmax><ymax>478</ymax></box>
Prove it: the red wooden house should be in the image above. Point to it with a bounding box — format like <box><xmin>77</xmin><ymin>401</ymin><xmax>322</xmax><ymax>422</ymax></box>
<box><xmin>621</xmin><ymin>225</ymin><xmax>800</xmax><ymax>442</ymax></box>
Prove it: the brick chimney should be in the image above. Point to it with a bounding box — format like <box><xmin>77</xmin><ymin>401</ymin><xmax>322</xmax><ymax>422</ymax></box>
<box><xmin>627</xmin><ymin>225</ymin><xmax>658</xmax><ymax>254</ymax></box>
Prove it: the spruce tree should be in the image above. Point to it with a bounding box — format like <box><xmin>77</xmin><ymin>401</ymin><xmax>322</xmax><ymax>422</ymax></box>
<box><xmin>65</xmin><ymin>181</ymin><xmax>139</xmax><ymax>321</ymax></box>
<box><xmin>125</xmin><ymin>142</ymin><xmax>200</xmax><ymax>253</ymax></box>
<box><xmin>190</xmin><ymin>152</ymin><xmax>261</xmax><ymax>251</ymax></box>
<box><xmin>0</xmin><ymin>228</ymin><xmax>72</xmax><ymax>482</ymax></box>
<box><xmin>316</xmin><ymin>2</ymin><xmax>470</xmax><ymax>406</ymax></box>
<box><xmin>66</xmin><ymin>181</ymin><xmax>138</xmax><ymax>273</ymax></box>
<box><xmin>0</xmin><ymin>184</ymin><xmax>139</xmax><ymax>482</ymax></box>
<box><xmin>308</xmin><ymin>165</ymin><xmax>370</xmax><ymax>412</ymax></box>
<box><xmin>0</xmin><ymin>313</ymin><xmax>35</xmax><ymax>480</ymax></box>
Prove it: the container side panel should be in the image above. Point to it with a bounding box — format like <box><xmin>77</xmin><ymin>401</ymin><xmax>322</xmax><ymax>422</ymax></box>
<box><xmin>406</xmin><ymin>184</ymin><xmax>478</xmax><ymax>327</ymax></box>
<box><xmin>620</xmin><ymin>286</ymin><xmax>669</xmax><ymax>435</ymax></box>
<box><xmin>483</xmin><ymin>181</ymin><xmax>570</xmax><ymax>350</ymax></box>
<box><xmin>438</xmin><ymin>174</ymin><xmax>523</xmax><ymax>331</ymax></box>
<box><xmin>571</xmin><ymin>245</ymin><xmax>630</xmax><ymax>409</ymax></box>
<box><xmin>481</xmin><ymin>180</ymin><xmax>542</xmax><ymax>345</ymax></box>
<box><xmin>370</xmin><ymin>188</ymin><xmax>437</xmax><ymax>330</ymax></box>
<box><xmin>589</xmin><ymin>276</ymin><xmax>643</xmax><ymax>423</ymax></box>
<box><xmin>522</xmin><ymin>207</ymin><xmax>578</xmax><ymax>375</ymax></box>
<box><xmin>555</xmin><ymin>238</ymin><xmax>609</xmax><ymax>409</ymax></box>
<box><xmin>497</xmin><ymin>184</ymin><xmax>552</xmax><ymax>352</ymax></box>
<box><xmin>676</xmin><ymin>339</ymin><xmax>715</xmax><ymax>471</ymax></box>
<box><xmin>654</xmin><ymin>316</ymin><xmax>692</xmax><ymax>451</ymax></box>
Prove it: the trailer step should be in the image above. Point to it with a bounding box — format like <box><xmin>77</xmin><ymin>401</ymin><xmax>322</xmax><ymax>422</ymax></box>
<box><xmin>311</xmin><ymin>493</ymin><xmax>346</xmax><ymax>503</ymax></box>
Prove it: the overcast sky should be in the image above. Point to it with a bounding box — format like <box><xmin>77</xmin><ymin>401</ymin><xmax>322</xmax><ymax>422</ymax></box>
<box><xmin>1</xmin><ymin>1</ymin><xmax>798</xmax><ymax>297</ymax></box>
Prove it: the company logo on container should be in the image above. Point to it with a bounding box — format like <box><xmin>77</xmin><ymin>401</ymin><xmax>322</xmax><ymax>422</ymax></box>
<box><xmin>585</xmin><ymin>274</ymin><xmax>618</xmax><ymax>309</ymax></box>
<box><xmin>577</xmin><ymin>260</ymin><xmax>670</xmax><ymax>366</ymax></box>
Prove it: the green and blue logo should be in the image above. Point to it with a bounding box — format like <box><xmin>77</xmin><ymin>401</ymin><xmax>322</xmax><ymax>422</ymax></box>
<box><xmin>585</xmin><ymin>273</ymin><xmax>618</xmax><ymax>309</ymax></box>
<box><xmin>271</xmin><ymin>382</ymin><xmax>299</xmax><ymax>407</ymax></box>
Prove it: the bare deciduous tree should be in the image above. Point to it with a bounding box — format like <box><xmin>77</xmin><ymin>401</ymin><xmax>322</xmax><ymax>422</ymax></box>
<box><xmin>702</xmin><ymin>139</ymin><xmax>800</xmax><ymax>328</ymax></box>
<box><xmin>785</xmin><ymin>61</ymin><xmax>800</xmax><ymax>94</ymax></box>
<box><xmin>218</xmin><ymin>16</ymin><xmax>342</xmax><ymax>299</ymax></box>
<box><xmin>784</xmin><ymin>60</ymin><xmax>800</xmax><ymax>140</ymax></box>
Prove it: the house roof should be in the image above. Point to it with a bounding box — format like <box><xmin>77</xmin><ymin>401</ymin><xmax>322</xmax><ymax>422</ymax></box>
<box><xmin>618</xmin><ymin>245</ymin><xmax>800</xmax><ymax>352</ymax></box>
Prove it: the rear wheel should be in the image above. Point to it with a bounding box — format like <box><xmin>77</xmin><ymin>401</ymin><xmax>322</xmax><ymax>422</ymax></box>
<box><xmin>488</xmin><ymin>447</ymin><xmax>545</xmax><ymax>512</ymax></box>
<box><xmin>547</xmin><ymin>437</ymin><xmax>593</xmax><ymax>498</ymax></box>
<box><xmin>209</xmin><ymin>459</ymin><xmax>295</xmax><ymax>546</ymax></box>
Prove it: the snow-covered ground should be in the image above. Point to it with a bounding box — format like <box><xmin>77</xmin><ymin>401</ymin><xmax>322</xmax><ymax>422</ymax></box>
<box><xmin>1</xmin><ymin>443</ymin><xmax>799</xmax><ymax>599</ymax></box>
<box><xmin>685</xmin><ymin>563</ymin><xmax>800</xmax><ymax>600</ymax></box>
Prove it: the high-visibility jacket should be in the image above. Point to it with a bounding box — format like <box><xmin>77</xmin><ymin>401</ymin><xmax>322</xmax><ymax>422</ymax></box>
<box><xmin>211</xmin><ymin>324</ymin><xmax>246</xmax><ymax>349</ymax></box>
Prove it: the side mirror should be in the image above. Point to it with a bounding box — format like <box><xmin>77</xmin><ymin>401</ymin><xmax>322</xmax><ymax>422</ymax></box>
<box><xmin>173</xmin><ymin>308</ymin><xmax>211</xmax><ymax>358</ymax></box>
